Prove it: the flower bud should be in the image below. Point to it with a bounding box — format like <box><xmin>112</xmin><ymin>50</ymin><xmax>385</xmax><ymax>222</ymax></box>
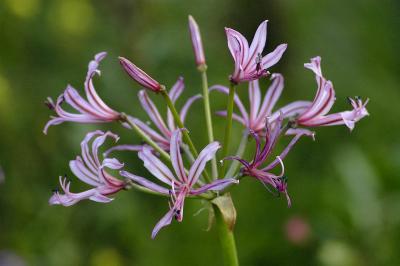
<box><xmin>119</xmin><ymin>57</ymin><xmax>162</xmax><ymax>92</ymax></box>
<box><xmin>188</xmin><ymin>15</ymin><xmax>206</xmax><ymax>67</ymax></box>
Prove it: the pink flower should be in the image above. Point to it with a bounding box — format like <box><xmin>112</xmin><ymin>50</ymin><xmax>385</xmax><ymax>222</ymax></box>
<box><xmin>119</xmin><ymin>56</ymin><xmax>162</xmax><ymax>92</ymax></box>
<box><xmin>44</xmin><ymin>52</ymin><xmax>120</xmax><ymax>134</ymax></box>
<box><xmin>188</xmin><ymin>15</ymin><xmax>206</xmax><ymax>67</ymax></box>
<box><xmin>49</xmin><ymin>131</ymin><xmax>125</xmax><ymax>206</ymax></box>
<box><xmin>296</xmin><ymin>57</ymin><xmax>369</xmax><ymax>130</ymax></box>
<box><xmin>210</xmin><ymin>74</ymin><xmax>311</xmax><ymax>134</ymax></box>
<box><xmin>227</xmin><ymin>117</ymin><xmax>314</xmax><ymax>207</ymax></box>
<box><xmin>120</xmin><ymin>129</ymin><xmax>238</xmax><ymax>238</ymax></box>
<box><xmin>127</xmin><ymin>77</ymin><xmax>201</xmax><ymax>151</ymax></box>
<box><xmin>225</xmin><ymin>20</ymin><xmax>287</xmax><ymax>84</ymax></box>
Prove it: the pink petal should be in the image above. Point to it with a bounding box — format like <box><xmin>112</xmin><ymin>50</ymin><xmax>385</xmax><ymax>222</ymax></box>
<box><xmin>225</xmin><ymin>28</ymin><xmax>249</xmax><ymax>67</ymax></box>
<box><xmin>179</xmin><ymin>94</ymin><xmax>202</xmax><ymax>123</ymax></box>
<box><xmin>209</xmin><ymin>85</ymin><xmax>249</xmax><ymax>123</ymax></box>
<box><xmin>254</xmin><ymin>73</ymin><xmax>284</xmax><ymax>127</ymax></box>
<box><xmin>84</xmin><ymin>52</ymin><xmax>119</xmax><ymax>116</ymax></box>
<box><xmin>188</xmin><ymin>142</ymin><xmax>220</xmax><ymax>187</ymax></box>
<box><xmin>139</xmin><ymin>90</ymin><xmax>171</xmax><ymax>138</ymax></box>
<box><xmin>248</xmin><ymin>80</ymin><xmax>261</xmax><ymax>125</ymax></box>
<box><xmin>190</xmin><ymin>178</ymin><xmax>239</xmax><ymax>195</ymax></box>
<box><xmin>120</xmin><ymin>170</ymin><xmax>169</xmax><ymax>195</ymax></box>
<box><xmin>262</xmin><ymin>43</ymin><xmax>287</xmax><ymax>69</ymax></box>
<box><xmin>245</xmin><ymin>20</ymin><xmax>267</xmax><ymax>71</ymax></box>
<box><xmin>138</xmin><ymin>146</ymin><xmax>179</xmax><ymax>185</ymax></box>
<box><xmin>103</xmin><ymin>144</ymin><xmax>144</xmax><ymax>157</ymax></box>
<box><xmin>69</xmin><ymin>157</ymin><xmax>100</xmax><ymax>187</ymax></box>
<box><xmin>269</xmin><ymin>101</ymin><xmax>312</xmax><ymax>123</ymax></box>
<box><xmin>170</xmin><ymin>129</ymin><xmax>187</xmax><ymax>182</ymax></box>
<box><xmin>151</xmin><ymin>208</ymin><xmax>175</xmax><ymax>239</ymax></box>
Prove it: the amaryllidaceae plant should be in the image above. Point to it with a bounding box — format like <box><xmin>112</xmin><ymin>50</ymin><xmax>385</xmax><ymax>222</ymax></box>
<box><xmin>44</xmin><ymin>16</ymin><xmax>369</xmax><ymax>266</ymax></box>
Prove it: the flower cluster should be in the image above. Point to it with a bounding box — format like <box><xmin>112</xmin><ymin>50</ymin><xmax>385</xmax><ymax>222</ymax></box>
<box><xmin>44</xmin><ymin>17</ymin><xmax>369</xmax><ymax>240</ymax></box>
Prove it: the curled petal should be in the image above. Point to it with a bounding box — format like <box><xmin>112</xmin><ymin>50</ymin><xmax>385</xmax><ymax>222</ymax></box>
<box><xmin>49</xmin><ymin>177</ymin><xmax>114</xmax><ymax>207</ymax></box>
<box><xmin>69</xmin><ymin>157</ymin><xmax>100</xmax><ymax>187</ymax></box>
<box><xmin>44</xmin><ymin>53</ymin><xmax>119</xmax><ymax>134</ymax></box>
<box><xmin>85</xmin><ymin>52</ymin><xmax>118</xmax><ymax>116</ymax></box>
<box><xmin>102</xmin><ymin>158</ymin><xmax>124</xmax><ymax>170</ymax></box>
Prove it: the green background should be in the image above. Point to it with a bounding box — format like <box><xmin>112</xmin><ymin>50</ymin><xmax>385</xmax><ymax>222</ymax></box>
<box><xmin>0</xmin><ymin>0</ymin><xmax>399</xmax><ymax>265</ymax></box>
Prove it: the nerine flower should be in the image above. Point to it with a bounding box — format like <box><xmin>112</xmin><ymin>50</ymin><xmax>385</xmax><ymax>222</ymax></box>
<box><xmin>188</xmin><ymin>15</ymin><xmax>206</xmax><ymax>67</ymax></box>
<box><xmin>226</xmin><ymin>20</ymin><xmax>287</xmax><ymax>84</ymax></box>
<box><xmin>119</xmin><ymin>56</ymin><xmax>162</xmax><ymax>92</ymax></box>
<box><xmin>210</xmin><ymin>74</ymin><xmax>311</xmax><ymax>134</ymax></box>
<box><xmin>120</xmin><ymin>129</ymin><xmax>238</xmax><ymax>238</ymax></box>
<box><xmin>227</xmin><ymin>116</ymin><xmax>314</xmax><ymax>207</ymax></box>
<box><xmin>44</xmin><ymin>52</ymin><xmax>120</xmax><ymax>134</ymax></box>
<box><xmin>49</xmin><ymin>131</ymin><xmax>125</xmax><ymax>206</ymax></box>
<box><xmin>295</xmin><ymin>57</ymin><xmax>369</xmax><ymax>130</ymax></box>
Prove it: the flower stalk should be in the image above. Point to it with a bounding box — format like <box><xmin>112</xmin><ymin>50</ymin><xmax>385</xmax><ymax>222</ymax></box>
<box><xmin>225</xmin><ymin>130</ymin><xmax>248</xmax><ymax>179</ymax></box>
<box><xmin>159</xmin><ymin>88</ymin><xmax>212</xmax><ymax>182</ymax></box>
<box><xmin>220</xmin><ymin>82</ymin><xmax>236</xmax><ymax>177</ymax></box>
<box><xmin>120</xmin><ymin>113</ymin><xmax>171</xmax><ymax>162</ymax></box>
<box><xmin>213</xmin><ymin>203</ymin><xmax>239</xmax><ymax>266</ymax></box>
<box><xmin>199</xmin><ymin>66</ymin><xmax>218</xmax><ymax>179</ymax></box>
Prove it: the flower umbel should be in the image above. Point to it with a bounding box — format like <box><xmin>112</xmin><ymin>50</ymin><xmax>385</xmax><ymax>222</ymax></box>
<box><xmin>295</xmin><ymin>57</ymin><xmax>369</xmax><ymax>130</ymax></box>
<box><xmin>49</xmin><ymin>131</ymin><xmax>125</xmax><ymax>206</ymax></box>
<box><xmin>225</xmin><ymin>20</ymin><xmax>287</xmax><ymax>84</ymax></box>
<box><xmin>120</xmin><ymin>129</ymin><xmax>238</xmax><ymax>238</ymax></box>
<box><xmin>44</xmin><ymin>52</ymin><xmax>120</xmax><ymax>134</ymax></box>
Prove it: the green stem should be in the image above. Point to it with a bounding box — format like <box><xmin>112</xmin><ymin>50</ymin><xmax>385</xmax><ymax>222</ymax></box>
<box><xmin>219</xmin><ymin>82</ymin><xmax>236</xmax><ymax>178</ymax></box>
<box><xmin>120</xmin><ymin>113</ymin><xmax>170</xmax><ymax>162</ymax></box>
<box><xmin>160</xmin><ymin>89</ymin><xmax>212</xmax><ymax>182</ymax></box>
<box><xmin>225</xmin><ymin>130</ymin><xmax>248</xmax><ymax>179</ymax></box>
<box><xmin>199</xmin><ymin>67</ymin><xmax>218</xmax><ymax>179</ymax></box>
<box><xmin>213</xmin><ymin>204</ymin><xmax>239</xmax><ymax>266</ymax></box>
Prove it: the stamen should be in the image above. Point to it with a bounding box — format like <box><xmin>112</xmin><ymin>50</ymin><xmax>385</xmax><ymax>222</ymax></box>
<box><xmin>256</xmin><ymin>53</ymin><xmax>262</xmax><ymax>72</ymax></box>
<box><xmin>44</xmin><ymin>100</ymin><xmax>54</xmax><ymax>110</ymax></box>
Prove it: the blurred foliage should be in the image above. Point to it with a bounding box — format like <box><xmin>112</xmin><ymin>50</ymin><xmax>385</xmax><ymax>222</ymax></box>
<box><xmin>0</xmin><ymin>0</ymin><xmax>399</xmax><ymax>265</ymax></box>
